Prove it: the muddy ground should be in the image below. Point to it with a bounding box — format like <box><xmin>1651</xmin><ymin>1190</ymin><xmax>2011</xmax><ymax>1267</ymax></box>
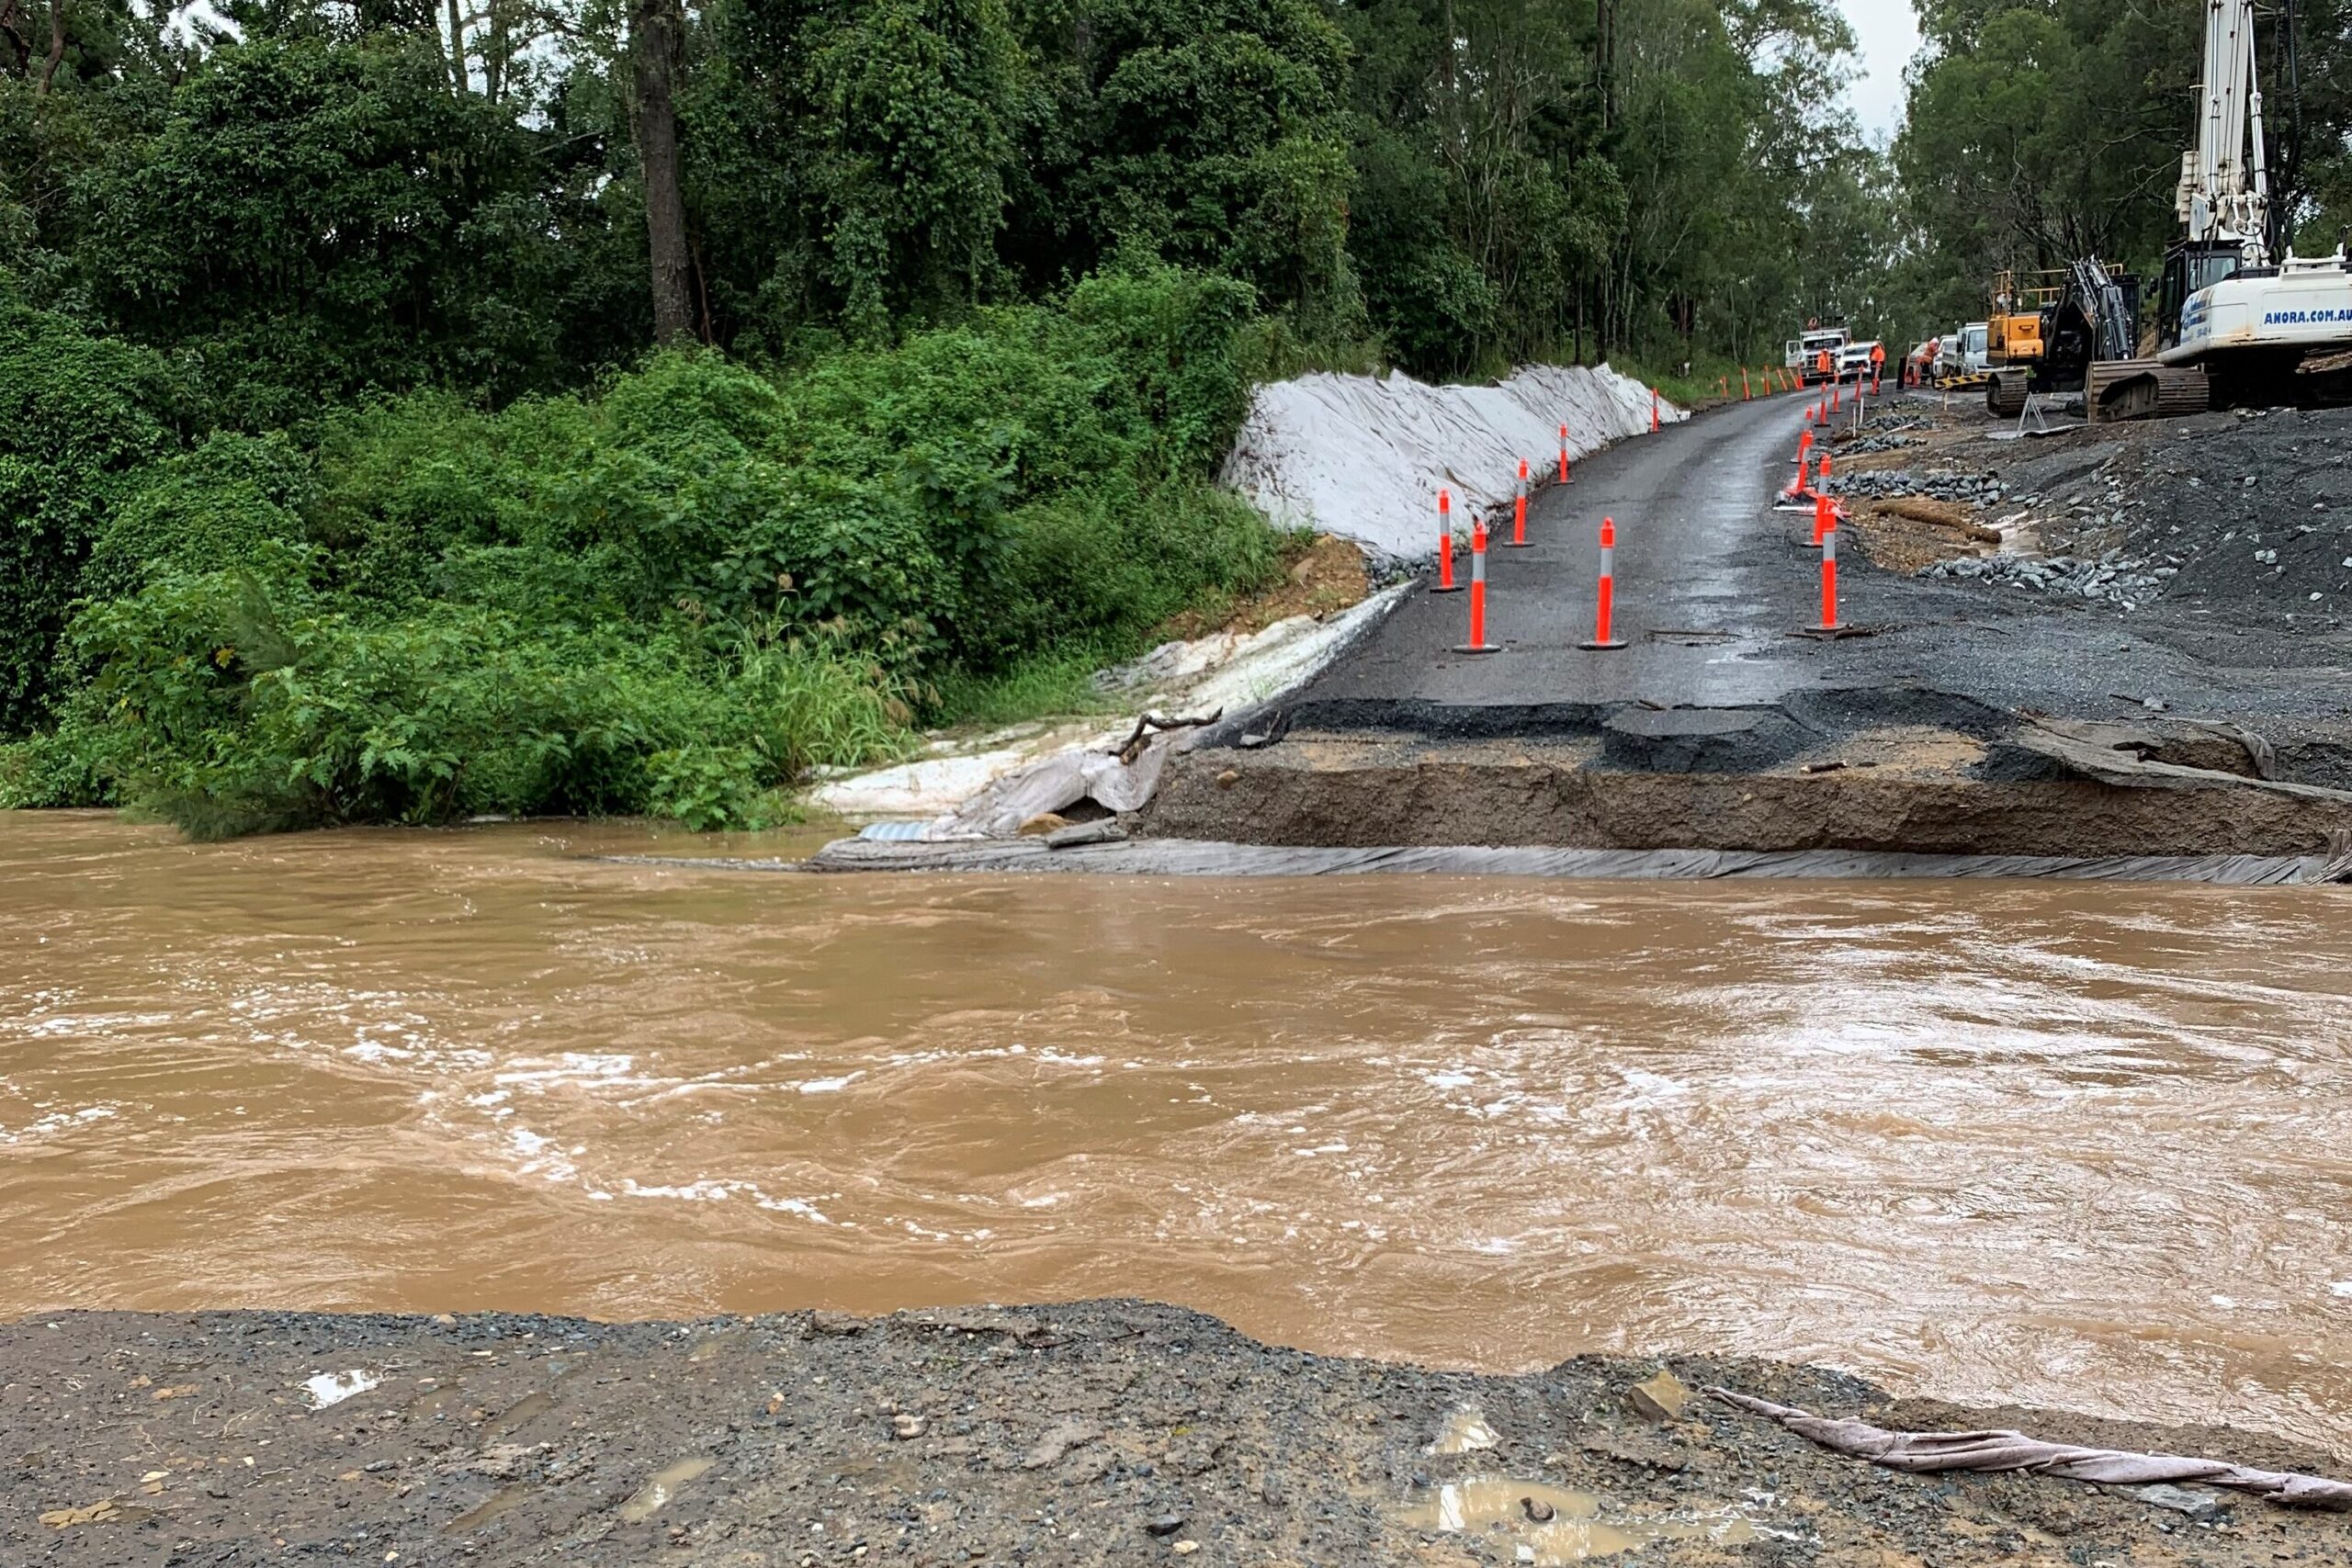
<box><xmin>11</xmin><ymin>1302</ymin><xmax>2352</xmax><ymax>1567</ymax></box>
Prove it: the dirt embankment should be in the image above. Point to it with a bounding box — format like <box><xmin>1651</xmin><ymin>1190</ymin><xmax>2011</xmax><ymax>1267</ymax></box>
<box><xmin>12</xmin><ymin>1303</ymin><xmax>2352</xmax><ymax>1567</ymax></box>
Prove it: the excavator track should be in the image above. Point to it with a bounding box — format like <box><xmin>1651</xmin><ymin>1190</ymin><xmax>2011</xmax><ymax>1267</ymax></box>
<box><xmin>2087</xmin><ymin>361</ymin><xmax>2211</xmax><ymax>423</ymax></box>
<box><xmin>1985</xmin><ymin>370</ymin><xmax>2032</xmax><ymax>419</ymax></box>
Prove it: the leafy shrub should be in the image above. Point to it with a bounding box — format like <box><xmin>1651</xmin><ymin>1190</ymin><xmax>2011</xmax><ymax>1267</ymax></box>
<box><xmin>83</xmin><ymin>433</ymin><xmax>312</xmax><ymax>601</ymax></box>
<box><xmin>38</xmin><ymin>546</ymin><xmax>910</xmax><ymax>835</ymax></box>
<box><xmin>13</xmin><ymin>266</ymin><xmax>1282</xmax><ymax>836</ymax></box>
<box><xmin>0</xmin><ymin>299</ymin><xmax>185</xmax><ymax>732</ymax></box>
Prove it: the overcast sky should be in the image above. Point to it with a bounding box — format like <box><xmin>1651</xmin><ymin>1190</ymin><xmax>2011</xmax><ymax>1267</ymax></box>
<box><xmin>1838</xmin><ymin>0</ymin><xmax>1922</xmax><ymax>141</ymax></box>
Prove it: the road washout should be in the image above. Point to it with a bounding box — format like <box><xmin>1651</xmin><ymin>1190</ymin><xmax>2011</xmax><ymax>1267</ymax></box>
<box><xmin>15</xmin><ymin>1303</ymin><xmax>2352</xmax><ymax>1567</ymax></box>
<box><xmin>1114</xmin><ymin>394</ymin><xmax>2352</xmax><ymax>867</ymax></box>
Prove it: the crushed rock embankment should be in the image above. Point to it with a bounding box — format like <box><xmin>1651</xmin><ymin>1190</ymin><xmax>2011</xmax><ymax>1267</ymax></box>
<box><xmin>12</xmin><ymin>1303</ymin><xmax>2352</xmax><ymax>1567</ymax></box>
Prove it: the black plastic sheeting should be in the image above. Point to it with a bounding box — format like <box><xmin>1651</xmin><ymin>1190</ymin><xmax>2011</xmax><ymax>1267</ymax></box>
<box><xmin>614</xmin><ymin>838</ymin><xmax>2352</xmax><ymax>886</ymax></box>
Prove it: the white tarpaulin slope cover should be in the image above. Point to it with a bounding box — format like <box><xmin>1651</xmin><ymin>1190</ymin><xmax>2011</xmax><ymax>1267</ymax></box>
<box><xmin>1222</xmin><ymin>364</ymin><xmax>1680</xmax><ymax>562</ymax></box>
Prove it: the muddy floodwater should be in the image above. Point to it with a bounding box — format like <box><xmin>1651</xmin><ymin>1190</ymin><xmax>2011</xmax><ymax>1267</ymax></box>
<box><xmin>8</xmin><ymin>812</ymin><xmax>2352</xmax><ymax>1450</ymax></box>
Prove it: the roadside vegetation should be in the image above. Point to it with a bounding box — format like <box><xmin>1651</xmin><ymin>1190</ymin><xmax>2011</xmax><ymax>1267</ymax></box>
<box><xmin>4</xmin><ymin>0</ymin><xmax>1893</xmax><ymax>835</ymax></box>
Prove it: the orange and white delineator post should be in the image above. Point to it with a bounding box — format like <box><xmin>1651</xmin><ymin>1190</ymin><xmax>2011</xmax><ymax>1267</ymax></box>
<box><xmin>1559</xmin><ymin>423</ymin><xmax>1572</xmax><ymax>484</ymax></box>
<box><xmin>1510</xmin><ymin>458</ymin><xmax>1531</xmax><ymax>547</ymax></box>
<box><xmin>1777</xmin><ymin>429</ymin><xmax>1815</xmax><ymax>509</ymax></box>
<box><xmin>1811</xmin><ymin>457</ymin><xmax>1844</xmax><ymax>543</ymax></box>
<box><xmin>1579</xmin><ymin>517</ymin><xmax>1630</xmax><ymax>651</ymax></box>
<box><xmin>1453</xmin><ymin>513</ymin><xmax>1499</xmax><ymax>656</ymax></box>
<box><xmin>1742</xmin><ymin>367</ymin><xmax>1752</xmax><ymax>400</ymax></box>
<box><xmin>1812</xmin><ymin>513</ymin><xmax>1841</xmax><ymax>633</ymax></box>
<box><xmin>1433</xmin><ymin>489</ymin><xmax>1461</xmax><ymax>593</ymax></box>
<box><xmin>1651</xmin><ymin>390</ymin><xmax>1661</xmax><ymax>433</ymax></box>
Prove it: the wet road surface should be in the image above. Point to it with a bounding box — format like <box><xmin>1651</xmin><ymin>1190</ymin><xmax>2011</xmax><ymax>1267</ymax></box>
<box><xmin>1306</xmin><ymin>391</ymin><xmax>2352</xmax><ymax>728</ymax></box>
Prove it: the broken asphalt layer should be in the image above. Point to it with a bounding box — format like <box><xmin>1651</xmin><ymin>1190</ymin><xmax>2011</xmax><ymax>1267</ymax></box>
<box><xmin>1143</xmin><ymin>392</ymin><xmax>2352</xmax><ymax>858</ymax></box>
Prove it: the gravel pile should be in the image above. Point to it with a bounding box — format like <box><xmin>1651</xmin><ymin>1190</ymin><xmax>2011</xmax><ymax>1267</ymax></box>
<box><xmin>1834</xmin><ymin>415</ymin><xmax>1932</xmax><ymax>456</ymax></box>
<box><xmin>1885</xmin><ymin>406</ymin><xmax>2352</xmax><ymax>633</ymax></box>
<box><xmin>1826</xmin><ymin>468</ymin><xmax>2008</xmax><ymax>505</ymax></box>
<box><xmin>1917</xmin><ymin>549</ymin><xmax>2177</xmax><ymax>611</ymax></box>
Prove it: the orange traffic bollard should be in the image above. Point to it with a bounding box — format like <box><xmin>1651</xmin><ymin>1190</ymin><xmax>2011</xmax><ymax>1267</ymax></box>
<box><xmin>1433</xmin><ymin>489</ymin><xmax>1460</xmax><ymax>593</ymax></box>
<box><xmin>1651</xmin><ymin>389</ymin><xmax>1661</xmax><ymax>433</ymax></box>
<box><xmin>1779</xmin><ymin>429</ymin><xmax>1815</xmax><ymax>508</ymax></box>
<box><xmin>1579</xmin><ymin>517</ymin><xmax>1630</xmax><ymax>651</ymax></box>
<box><xmin>1812</xmin><ymin>513</ymin><xmax>1841</xmax><ymax>633</ymax></box>
<box><xmin>1742</xmin><ymin>367</ymin><xmax>1752</xmax><ymax>400</ymax></box>
<box><xmin>1454</xmin><ymin>514</ymin><xmax>1499</xmax><ymax>656</ymax></box>
<box><xmin>1510</xmin><ymin>458</ymin><xmax>1531</xmax><ymax>547</ymax></box>
<box><xmin>1559</xmin><ymin>423</ymin><xmax>1571</xmax><ymax>484</ymax></box>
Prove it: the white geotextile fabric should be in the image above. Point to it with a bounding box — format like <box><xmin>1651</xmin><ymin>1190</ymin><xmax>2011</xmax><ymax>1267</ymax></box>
<box><xmin>1714</xmin><ymin>1390</ymin><xmax>2352</xmax><ymax>1509</ymax></box>
<box><xmin>1220</xmin><ymin>364</ymin><xmax>1681</xmax><ymax>561</ymax></box>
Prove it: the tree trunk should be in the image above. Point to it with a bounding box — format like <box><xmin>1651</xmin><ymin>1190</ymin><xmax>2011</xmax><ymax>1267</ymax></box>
<box><xmin>37</xmin><ymin>0</ymin><xmax>62</xmax><ymax>96</ymax></box>
<box><xmin>485</xmin><ymin>0</ymin><xmax>506</xmax><ymax>102</ymax></box>
<box><xmin>445</xmin><ymin>0</ymin><xmax>466</xmax><ymax>93</ymax></box>
<box><xmin>2</xmin><ymin>0</ymin><xmax>33</xmax><ymax>77</ymax></box>
<box><xmin>631</xmin><ymin>0</ymin><xmax>694</xmax><ymax>346</ymax></box>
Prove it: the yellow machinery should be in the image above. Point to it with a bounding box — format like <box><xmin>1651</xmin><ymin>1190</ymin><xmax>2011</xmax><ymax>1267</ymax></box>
<box><xmin>1986</xmin><ymin>269</ymin><xmax>2064</xmax><ymax>368</ymax></box>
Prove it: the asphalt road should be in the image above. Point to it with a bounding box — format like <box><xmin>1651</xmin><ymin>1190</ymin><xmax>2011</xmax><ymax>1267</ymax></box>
<box><xmin>1310</xmin><ymin>389</ymin><xmax>1877</xmax><ymax>708</ymax></box>
<box><xmin>1305</xmin><ymin>389</ymin><xmax>2352</xmax><ymax>729</ymax></box>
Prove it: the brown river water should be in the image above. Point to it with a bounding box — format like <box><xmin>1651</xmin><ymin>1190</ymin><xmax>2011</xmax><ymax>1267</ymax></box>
<box><xmin>9</xmin><ymin>811</ymin><xmax>2352</xmax><ymax>1449</ymax></box>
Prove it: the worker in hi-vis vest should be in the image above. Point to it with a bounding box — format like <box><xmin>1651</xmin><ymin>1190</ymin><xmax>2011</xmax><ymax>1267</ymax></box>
<box><xmin>1815</xmin><ymin>347</ymin><xmax>1834</xmax><ymax>382</ymax></box>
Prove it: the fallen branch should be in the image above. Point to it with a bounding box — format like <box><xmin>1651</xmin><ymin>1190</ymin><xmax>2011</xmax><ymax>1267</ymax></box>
<box><xmin>1108</xmin><ymin>709</ymin><xmax>1223</xmax><ymax>767</ymax></box>
<box><xmin>1711</xmin><ymin>1388</ymin><xmax>2352</xmax><ymax>1509</ymax></box>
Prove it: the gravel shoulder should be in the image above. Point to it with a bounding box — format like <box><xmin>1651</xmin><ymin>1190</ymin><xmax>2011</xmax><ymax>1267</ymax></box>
<box><xmin>11</xmin><ymin>1303</ymin><xmax>2352</xmax><ymax>1567</ymax></box>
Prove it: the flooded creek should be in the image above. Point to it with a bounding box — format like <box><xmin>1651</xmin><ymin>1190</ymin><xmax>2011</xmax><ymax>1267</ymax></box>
<box><xmin>7</xmin><ymin>811</ymin><xmax>2352</xmax><ymax>1450</ymax></box>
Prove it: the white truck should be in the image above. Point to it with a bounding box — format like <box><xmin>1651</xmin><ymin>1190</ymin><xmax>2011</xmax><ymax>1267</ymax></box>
<box><xmin>1939</xmin><ymin>322</ymin><xmax>1989</xmax><ymax>378</ymax></box>
<box><xmin>1784</xmin><ymin>325</ymin><xmax>1850</xmax><ymax>385</ymax></box>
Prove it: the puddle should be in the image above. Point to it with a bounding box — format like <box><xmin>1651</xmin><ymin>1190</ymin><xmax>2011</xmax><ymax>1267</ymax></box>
<box><xmin>445</xmin><ymin>1483</ymin><xmax>533</xmax><ymax>1534</ymax></box>
<box><xmin>301</xmin><ymin>1370</ymin><xmax>379</xmax><ymax>1409</ymax></box>
<box><xmin>617</xmin><ymin>1455</ymin><xmax>715</xmax><ymax>1523</ymax></box>
<box><xmin>1426</xmin><ymin>1406</ymin><xmax>1501</xmax><ymax>1455</ymax></box>
<box><xmin>1403</xmin><ymin>1479</ymin><xmax>1759</xmax><ymax>1564</ymax></box>
<box><xmin>484</xmin><ymin>1389</ymin><xmax>552</xmax><ymax>1436</ymax></box>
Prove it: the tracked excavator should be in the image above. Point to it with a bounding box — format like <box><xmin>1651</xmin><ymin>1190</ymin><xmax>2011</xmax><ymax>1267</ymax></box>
<box><xmin>1985</xmin><ymin>262</ymin><xmax>2152</xmax><ymax>419</ymax></box>
<box><xmin>1991</xmin><ymin>1</ymin><xmax>2350</xmax><ymax>421</ymax></box>
<box><xmin>2102</xmin><ymin>0</ymin><xmax>2352</xmax><ymax>418</ymax></box>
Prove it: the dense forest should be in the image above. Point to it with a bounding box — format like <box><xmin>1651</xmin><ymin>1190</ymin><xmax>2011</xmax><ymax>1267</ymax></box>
<box><xmin>24</xmin><ymin>0</ymin><xmax>2340</xmax><ymax>837</ymax></box>
<box><xmin>1</xmin><ymin>0</ymin><xmax>1890</xmax><ymax>834</ymax></box>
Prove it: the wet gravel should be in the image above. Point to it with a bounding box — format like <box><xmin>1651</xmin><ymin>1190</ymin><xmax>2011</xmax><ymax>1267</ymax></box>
<box><xmin>1825</xmin><ymin>467</ymin><xmax>2008</xmax><ymax>506</ymax></box>
<box><xmin>10</xmin><ymin>1303</ymin><xmax>2352</xmax><ymax>1567</ymax></box>
<box><xmin>1847</xmin><ymin>405</ymin><xmax>2352</xmax><ymax>632</ymax></box>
